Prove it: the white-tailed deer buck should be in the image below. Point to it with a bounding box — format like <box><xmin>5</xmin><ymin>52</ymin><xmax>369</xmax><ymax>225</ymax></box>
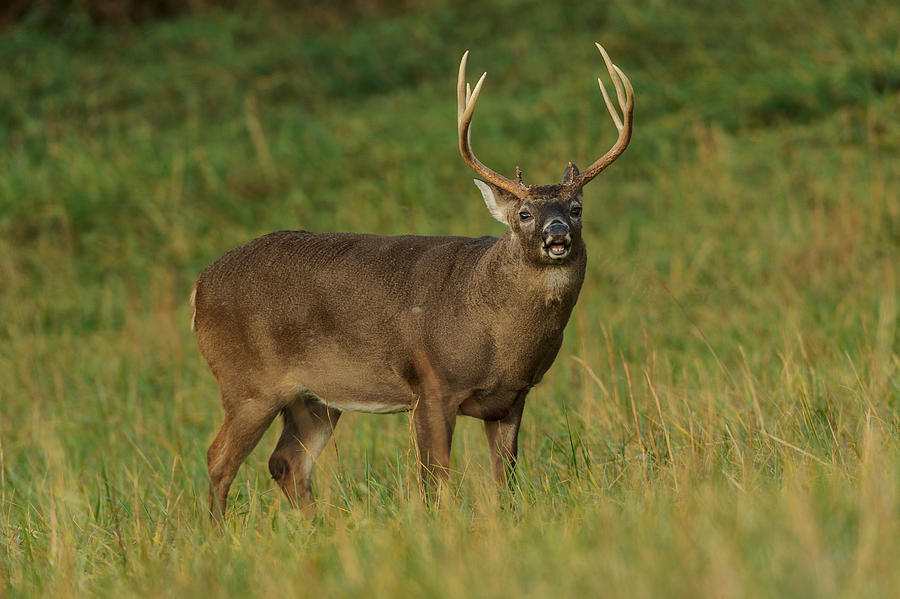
<box><xmin>192</xmin><ymin>43</ymin><xmax>634</xmax><ymax>520</ymax></box>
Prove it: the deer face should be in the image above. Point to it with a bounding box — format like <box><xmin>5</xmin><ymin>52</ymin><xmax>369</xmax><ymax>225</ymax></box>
<box><xmin>473</xmin><ymin>164</ymin><xmax>585</xmax><ymax>266</ymax></box>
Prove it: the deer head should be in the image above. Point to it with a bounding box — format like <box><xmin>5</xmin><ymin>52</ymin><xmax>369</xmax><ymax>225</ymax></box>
<box><xmin>458</xmin><ymin>43</ymin><xmax>634</xmax><ymax>267</ymax></box>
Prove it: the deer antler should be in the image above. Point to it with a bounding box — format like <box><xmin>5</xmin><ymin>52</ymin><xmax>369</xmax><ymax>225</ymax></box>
<box><xmin>457</xmin><ymin>51</ymin><xmax>528</xmax><ymax>197</ymax></box>
<box><xmin>575</xmin><ymin>43</ymin><xmax>635</xmax><ymax>187</ymax></box>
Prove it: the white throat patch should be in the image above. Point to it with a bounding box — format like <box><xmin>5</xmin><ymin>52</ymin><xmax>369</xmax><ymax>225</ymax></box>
<box><xmin>544</xmin><ymin>268</ymin><xmax>571</xmax><ymax>304</ymax></box>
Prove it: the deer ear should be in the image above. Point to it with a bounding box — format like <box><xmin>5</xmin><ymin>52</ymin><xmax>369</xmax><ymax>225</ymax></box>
<box><xmin>473</xmin><ymin>179</ymin><xmax>510</xmax><ymax>225</ymax></box>
<box><xmin>561</xmin><ymin>162</ymin><xmax>580</xmax><ymax>184</ymax></box>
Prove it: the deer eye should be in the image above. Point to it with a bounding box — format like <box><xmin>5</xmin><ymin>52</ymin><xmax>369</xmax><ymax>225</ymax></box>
<box><xmin>519</xmin><ymin>210</ymin><xmax>533</xmax><ymax>222</ymax></box>
<box><xmin>570</xmin><ymin>205</ymin><xmax>582</xmax><ymax>217</ymax></box>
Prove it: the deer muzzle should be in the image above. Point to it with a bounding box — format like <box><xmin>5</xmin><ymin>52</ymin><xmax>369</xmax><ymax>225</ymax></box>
<box><xmin>542</xmin><ymin>221</ymin><xmax>572</xmax><ymax>260</ymax></box>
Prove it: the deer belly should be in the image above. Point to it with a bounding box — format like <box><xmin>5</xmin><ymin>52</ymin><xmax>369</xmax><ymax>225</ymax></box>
<box><xmin>314</xmin><ymin>397</ymin><xmax>410</xmax><ymax>414</ymax></box>
<box><xmin>285</xmin><ymin>360</ymin><xmax>413</xmax><ymax>414</ymax></box>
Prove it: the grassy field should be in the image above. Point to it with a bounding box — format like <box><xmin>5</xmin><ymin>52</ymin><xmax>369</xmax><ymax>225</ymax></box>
<box><xmin>1</xmin><ymin>0</ymin><xmax>898</xmax><ymax>596</ymax></box>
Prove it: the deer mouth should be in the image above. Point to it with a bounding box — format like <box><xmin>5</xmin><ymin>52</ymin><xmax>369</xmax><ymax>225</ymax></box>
<box><xmin>543</xmin><ymin>240</ymin><xmax>571</xmax><ymax>260</ymax></box>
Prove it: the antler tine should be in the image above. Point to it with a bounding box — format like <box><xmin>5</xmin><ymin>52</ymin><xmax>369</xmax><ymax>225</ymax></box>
<box><xmin>457</xmin><ymin>51</ymin><xmax>469</xmax><ymax>123</ymax></box>
<box><xmin>597</xmin><ymin>43</ymin><xmax>627</xmax><ymax>113</ymax></box>
<box><xmin>597</xmin><ymin>74</ymin><xmax>624</xmax><ymax>132</ymax></box>
<box><xmin>456</xmin><ymin>51</ymin><xmax>527</xmax><ymax>197</ymax></box>
<box><xmin>577</xmin><ymin>43</ymin><xmax>635</xmax><ymax>186</ymax></box>
<box><xmin>596</xmin><ymin>43</ymin><xmax>624</xmax><ymax>132</ymax></box>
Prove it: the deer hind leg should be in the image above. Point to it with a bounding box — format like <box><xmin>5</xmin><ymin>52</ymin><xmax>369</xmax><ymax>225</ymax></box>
<box><xmin>207</xmin><ymin>388</ymin><xmax>281</xmax><ymax>523</ymax></box>
<box><xmin>268</xmin><ymin>395</ymin><xmax>341</xmax><ymax>518</ymax></box>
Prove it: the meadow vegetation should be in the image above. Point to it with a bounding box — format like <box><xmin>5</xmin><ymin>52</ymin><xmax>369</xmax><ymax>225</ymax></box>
<box><xmin>0</xmin><ymin>0</ymin><xmax>898</xmax><ymax>596</ymax></box>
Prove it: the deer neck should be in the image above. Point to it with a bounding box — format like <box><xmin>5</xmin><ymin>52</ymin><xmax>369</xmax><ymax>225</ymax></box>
<box><xmin>472</xmin><ymin>233</ymin><xmax>586</xmax><ymax>321</ymax></box>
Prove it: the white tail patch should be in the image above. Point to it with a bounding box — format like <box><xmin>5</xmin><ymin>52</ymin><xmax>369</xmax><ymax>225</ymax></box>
<box><xmin>189</xmin><ymin>284</ymin><xmax>198</xmax><ymax>331</ymax></box>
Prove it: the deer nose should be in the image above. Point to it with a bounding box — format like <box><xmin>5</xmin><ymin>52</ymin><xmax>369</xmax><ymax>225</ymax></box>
<box><xmin>543</xmin><ymin>220</ymin><xmax>570</xmax><ymax>239</ymax></box>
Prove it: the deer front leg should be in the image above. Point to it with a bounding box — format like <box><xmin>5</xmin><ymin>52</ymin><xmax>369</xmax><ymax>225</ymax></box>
<box><xmin>483</xmin><ymin>391</ymin><xmax>527</xmax><ymax>488</ymax></box>
<box><xmin>412</xmin><ymin>394</ymin><xmax>456</xmax><ymax>502</ymax></box>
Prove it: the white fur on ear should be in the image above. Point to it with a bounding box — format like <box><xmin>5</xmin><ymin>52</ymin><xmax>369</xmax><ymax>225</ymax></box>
<box><xmin>473</xmin><ymin>179</ymin><xmax>508</xmax><ymax>225</ymax></box>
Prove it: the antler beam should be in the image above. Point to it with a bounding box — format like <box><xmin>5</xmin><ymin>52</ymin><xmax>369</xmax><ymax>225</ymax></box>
<box><xmin>457</xmin><ymin>51</ymin><xmax>528</xmax><ymax>197</ymax></box>
<box><xmin>575</xmin><ymin>43</ymin><xmax>635</xmax><ymax>186</ymax></box>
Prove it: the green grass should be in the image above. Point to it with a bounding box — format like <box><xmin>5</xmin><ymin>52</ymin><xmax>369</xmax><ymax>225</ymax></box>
<box><xmin>1</xmin><ymin>0</ymin><xmax>899</xmax><ymax>596</ymax></box>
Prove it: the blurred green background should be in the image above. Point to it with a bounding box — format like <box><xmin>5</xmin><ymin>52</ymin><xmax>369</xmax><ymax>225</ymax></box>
<box><xmin>1</xmin><ymin>1</ymin><xmax>898</xmax><ymax>597</ymax></box>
